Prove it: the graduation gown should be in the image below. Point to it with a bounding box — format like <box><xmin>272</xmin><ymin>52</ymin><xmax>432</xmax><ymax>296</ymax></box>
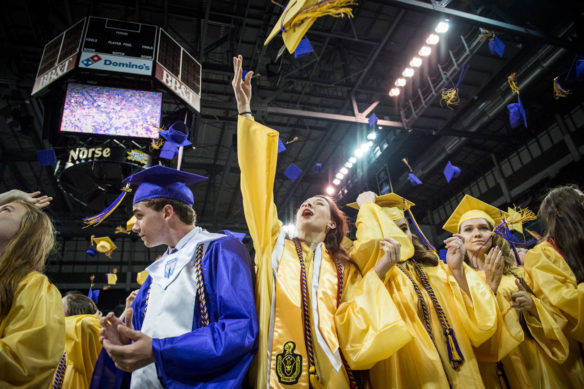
<box><xmin>90</xmin><ymin>235</ymin><xmax>258</xmax><ymax>389</ymax></box>
<box><xmin>346</xmin><ymin>202</ymin><xmax>511</xmax><ymax>389</ymax></box>
<box><xmin>54</xmin><ymin>314</ymin><xmax>102</xmax><ymax>389</ymax></box>
<box><xmin>524</xmin><ymin>241</ymin><xmax>584</xmax><ymax>387</ymax></box>
<box><xmin>237</xmin><ymin>116</ymin><xmax>410</xmax><ymax>389</ymax></box>
<box><xmin>0</xmin><ymin>271</ymin><xmax>65</xmax><ymax>389</ymax></box>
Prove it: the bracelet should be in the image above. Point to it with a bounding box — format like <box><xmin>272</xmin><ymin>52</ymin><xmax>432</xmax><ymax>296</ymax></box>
<box><xmin>239</xmin><ymin>111</ymin><xmax>252</xmax><ymax>116</ymax></box>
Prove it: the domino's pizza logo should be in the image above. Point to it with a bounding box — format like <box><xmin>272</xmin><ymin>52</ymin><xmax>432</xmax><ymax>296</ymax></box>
<box><xmin>81</xmin><ymin>54</ymin><xmax>102</xmax><ymax>67</ymax></box>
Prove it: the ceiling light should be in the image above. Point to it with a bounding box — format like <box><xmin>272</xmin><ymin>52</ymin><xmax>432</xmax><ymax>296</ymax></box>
<box><xmin>344</xmin><ymin>161</ymin><xmax>353</xmax><ymax>168</ymax></box>
<box><xmin>333</xmin><ymin>178</ymin><xmax>341</xmax><ymax>185</ymax></box>
<box><xmin>326</xmin><ymin>186</ymin><xmax>335</xmax><ymax>195</ymax></box>
<box><xmin>349</xmin><ymin>157</ymin><xmax>357</xmax><ymax>163</ymax></box>
<box><xmin>402</xmin><ymin>67</ymin><xmax>415</xmax><ymax>78</ymax></box>
<box><xmin>340</xmin><ymin>167</ymin><xmax>348</xmax><ymax>174</ymax></box>
<box><xmin>389</xmin><ymin>87</ymin><xmax>400</xmax><ymax>97</ymax></box>
<box><xmin>418</xmin><ymin>46</ymin><xmax>431</xmax><ymax>56</ymax></box>
<box><xmin>426</xmin><ymin>33</ymin><xmax>440</xmax><ymax>45</ymax></box>
<box><xmin>367</xmin><ymin>141</ymin><xmax>374</xmax><ymax>147</ymax></box>
<box><xmin>336</xmin><ymin>172</ymin><xmax>344</xmax><ymax>179</ymax></box>
<box><xmin>409</xmin><ymin>57</ymin><xmax>422</xmax><ymax>67</ymax></box>
<box><xmin>360</xmin><ymin>143</ymin><xmax>370</xmax><ymax>152</ymax></box>
<box><xmin>354</xmin><ymin>148</ymin><xmax>363</xmax><ymax>158</ymax></box>
<box><xmin>435</xmin><ymin>21</ymin><xmax>450</xmax><ymax>34</ymax></box>
<box><xmin>395</xmin><ymin>78</ymin><xmax>406</xmax><ymax>87</ymax></box>
<box><xmin>367</xmin><ymin>132</ymin><xmax>377</xmax><ymax>140</ymax></box>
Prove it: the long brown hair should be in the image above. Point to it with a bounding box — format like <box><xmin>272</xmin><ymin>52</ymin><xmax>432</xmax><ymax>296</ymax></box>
<box><xmin>539</xmin><ymin>185</ymin><xmax>584</xmax><ymax>283</ymax></box>
<box><xmin>411</xmin><ymin>235</ymin><xmax>439</xmax><ymax>266</ymax></box>
<box><xmin>0</xmin><ymin>201</ymin><xmax>55</xmax><ymax>319</ymax></box>
<box><xmin>316</xmin><ymin>195</ymin><xmax>351</xmax><ymax>263</ymax></box>
<box><xmin>461</xmin><ymin>221</ymin><xmax>516</xmax><ymax>274</ymax></box>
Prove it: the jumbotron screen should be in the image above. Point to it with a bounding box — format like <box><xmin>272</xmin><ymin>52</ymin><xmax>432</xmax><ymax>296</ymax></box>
<box><xmin>60</xmin><ymin>83</ymin><xmax>162</xmax><ymax>138</ymax></box>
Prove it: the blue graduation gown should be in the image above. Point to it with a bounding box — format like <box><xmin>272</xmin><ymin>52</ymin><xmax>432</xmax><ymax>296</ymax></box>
<box><xmin>90</xmin><ymin>236</ymin><xmax>258</xmax><ymax>388</ymax></box>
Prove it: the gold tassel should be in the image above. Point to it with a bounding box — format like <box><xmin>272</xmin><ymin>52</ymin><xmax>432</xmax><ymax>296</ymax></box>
<box><xmin>290</xmin><ymin>0</ymin><xmax>358</xmax><ymax>30</ymax></box>
<box><xmin>114</xmin><ymin>226</ymin><xmax>130</xmax><ymax>234</ymax></box>
<box><xmin>553</xmin><ymin>77</ymin><xmax>571</xmax><ymax>100</ymax></box>
<box><xmin>478</xmin><ymin>28</ymin><xmax>495</xmax><ymax>42</ymax></box>
<box><xmin>440</xmin><ymin>88</ymin><xmax>460</xmax><ymax>109</ymax></box>
<box><xmin>402</xmin><ymin>157</ymin><xmax>413</xmax><ymax>172</ymax></box>
<box><xmin>309</xmin><ymin>366</ymin><xmax>326</xmax><ymax>389</ymax></box>
<box><xmin>508</xmin><ymin>72</ymin><xmax>520</xmax><ymax>94</ymax></box>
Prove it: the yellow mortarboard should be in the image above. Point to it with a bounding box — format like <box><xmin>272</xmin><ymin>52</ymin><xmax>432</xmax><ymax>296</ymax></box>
<box><xmin>106</xmin><ymin>268</ymin><xmax>118</xmax><ymax>285</ymax></box>
<box><xmin>347</xmin><ymin>193</ymin><xmax>415</xmax><ymax>221</ymax></box>
<box><xmin>442</xmin><ymin>195</ymin><xmax>507</xmax><ymax>234</ymax></box>
<box><xmin>91</xmin><ymin>235</ymin><xmax>117</xmax><ymax>258</ymax></box>
<box><xmin>126</xmin><ymin>215</ymin><xmax>136</xmax><ymax>231</ymax></box>
<box><xmin>137</xmin><ymin>270</ymin><xmax>149</xmax><ymax>286</ymax></box>
<box><xmin>265</xmin><ymin>0</ymin><xmax>357</xmax><ymax>54</ymax></box>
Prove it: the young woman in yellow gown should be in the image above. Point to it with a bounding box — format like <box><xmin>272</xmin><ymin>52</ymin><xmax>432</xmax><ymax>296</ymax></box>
<box><xmin>443</xmin><ymin>194</ymin><xmax>575</xmax><ymax>388</ymax></box>
<box><xmin>232</xmin><ymin>56</ymin><xmax>411</xmax><ymax>389</ymax></box>
<box><xmin>0</xmin><ymin>190</ymin><xmax>65</xmax><ymax>388</ymax></box>
<box><xmin>524</xmin><ymin>186</ymin><xmax>584</xmax><ymax>386</ymax></box>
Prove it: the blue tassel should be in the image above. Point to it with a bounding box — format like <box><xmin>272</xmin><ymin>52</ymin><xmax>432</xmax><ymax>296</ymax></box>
<box><xmin>406</xmin><ymin>208</ymin><xmax>436</xmax><ymax>251</ymax></box>
<box><xmin>83</xmin><ymin>185</ymin><xmax>131</xmax><ymax>228</ymax></box>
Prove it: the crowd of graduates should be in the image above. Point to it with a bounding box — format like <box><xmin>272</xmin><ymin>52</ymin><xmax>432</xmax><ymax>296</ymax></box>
<box><xmin>0</xmin><ymin>55</ymin><xmax>583</xmax><ymax>389</ymax></box>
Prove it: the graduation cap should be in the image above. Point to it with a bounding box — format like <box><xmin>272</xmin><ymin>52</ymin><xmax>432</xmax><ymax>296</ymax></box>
<box><xmin>314</xmin><ymin>163</ymin><xmax>322</xmax><ymax>173</ymax></box>
<box><xmin>443</xmin><ymin>161</ymin><xmax>461</xmax><ymax>183</ymax></box>
<box><xmin>159</xmin><ymin>121</ymin><xmax>192</xmax><ymax>160</ymax></box>
<box><xmin>408</xmin><ymin>173</ymin><xmax>423</xmax><ymax>186</ymax></box>
<box><xmin>439</xmin><ymin>249</ymin><xmax>447</xmax><ymax>263</ymax></box>
<box><xmin>36</xmin><ymin>149</ymin><xmax>57</xmax><ymax>166</ymax></box>
<box><xmin>219</xmin><ymin>229</ymin><xmax>247</xmax><ymax>242</ymax></box>
<box><xmin>284</xmin><ymin>163</ymin><xmax>303</xmax><ymax>182</ymax></box>
<box><xmin>507</xmin><ymin>95</ymin><xmax>527</xmax><ymax>128</ymax></box>
<box><xmin>106</xmin><ymin>268</ymin><xmax>118</xmax><ymax>285</ymax></box>
<box><xmin>88</xmin><ymin>287</ymin><xmax>100</xmax><ymax>304</ymax></box>
<box><xmin>442</xmin><ymin>194</ymin><xmax>508</xmax><ymax>234</ymax></box>
<box><xmin>565</xmin><ymin>55</ymin><xmax>584</xmax><ymax>82</ymax></box>
<box><xmin>126</xmin><ymin>215</ymin><xmax>136</xmax><ymax>231</ymax></box>
<box><xmin>278</xmin><ymin>139</ymin><xmax>287</xmax><ymax>153</ymax></box>
<box><xmin>488</xmin><ymin>36</ymin><xmax>505</xmax><ymax>58</ymax></box>
<box><xmin>264</xmin><ymin>0</ymin><xmax>356</xmax><ymax>54</ymax></box>
<box><xmin>137</xmin><ymin>270</ymin><xmax>149</xmax><ymax>286</ymax></box>
<box><xmin>86</xmin><ymin>247</ymin><xmax>97</xmax><ymax>256</ymax></box>
<box><xmin>347</xmin><ymin>193</ymin><xmax>415</xmax><ymax>221</ymax></box>
<box><xmin>91</xmin><ymin>235</ymin><xmax>117</xmax><ymax>258</ymax></box>
<box><xmin>294</xmin><ymin>38</ymin><xmax>314</xmax><ymax>58</ymax></box>
<box><xmin>242</xmin><ymin>69</ymin><xmax>250</xmax><ymax>82</ymax></box>
<box><xmin>368</xmin><ymin>113</ymin><xmax>378</xmax><ymax>128</ymax></box>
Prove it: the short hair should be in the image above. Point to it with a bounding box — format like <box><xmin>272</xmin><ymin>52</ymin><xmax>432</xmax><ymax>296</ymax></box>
<box><xmin>143</xmin><ymin>198</ymin><xmax>197</xmax><ymax>225</ymax></box>
<box><xmin>64</xmin><ymin>292</ymin><xmax>98</xmax><ymax>316</ymax></box>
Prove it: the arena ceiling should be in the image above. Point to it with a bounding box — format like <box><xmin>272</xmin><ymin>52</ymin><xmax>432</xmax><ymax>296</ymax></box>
<box><xmin>1</xmin><ymin>0</ymin><xmax>583</xmax><ymax>296</ymax></box>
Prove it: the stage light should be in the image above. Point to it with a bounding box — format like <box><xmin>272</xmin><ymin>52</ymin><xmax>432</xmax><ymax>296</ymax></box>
<box><xmin>360</xmin><ymin>143</ymin><xmax>370</xmax><ymax>153</ymax></box>
<box><xmin>402</xmin><ymin>67</ymin><xmax>415</xmax><ymax>78</ymax></box>
<box><xmin>426</xmin><ymin>33</ymin><xmax>440</xmax><ymax>45</ymax></box>
<box><xmin>409</xmin><ymin>57</ymin><xmax>422</xmax><ymax>67</ymax></box>
<box><xmin>367</xmin><ymin>132</ymin><xmax>377</xmax><ymax>140</ymax></box>
<box><xmin>354</xmin><ymin>148</ymin><xmax>363</xmax><ymax>158</ymax></box>
<box><xmin>340</xmin><ymin>167</ymin><xmax>348</xmax><ymax>174</ymax></box>
<box><xmin>435</xmin><ymin>21</ymin><xmax>449</xmax><ymax>34</ymax></box>
<box><xmin>344</xmin><ymin>161</ymin><xmax>353</xmax><ymax>168</ymax></box>
<box><xmin>336</xmin><ymin>172</ymin><xmax>344</xmax><ymax>179</ymax></box>
<box><xmin>389</xmin><ymin>87</ymin><xmax>400</xmax><ymax>97</ymax></box>
<box><xmin>333</xmin><ymin>178</ymin><xmax>341</xmax><ymax>185</ymax></box>
<box><xmin>349</xmin><ymin>157</ymin><xmax>357</xmax><ymax>163</ymax></box>
<box><xmin>418</xmin><ymin>46</ymin><xmax>432</xmax><ymax>56</ymax></box>
<box><xmin>395</xmin><ymin>78</ymin><xmax>406</xmax><ymax>87</ymax></box>
<box><xmin>326</xmin><ymin>186</ymin><xmax>335</xmax><ymax>195</ymax></box>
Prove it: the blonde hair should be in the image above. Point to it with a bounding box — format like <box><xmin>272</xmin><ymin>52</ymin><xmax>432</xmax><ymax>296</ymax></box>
<box><xmin>0</xmin><ymin>201</ymin><xmax>55</xmax><ymax>319</ymax></box>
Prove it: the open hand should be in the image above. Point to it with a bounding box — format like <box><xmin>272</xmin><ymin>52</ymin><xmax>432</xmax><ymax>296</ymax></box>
<box><xmin>356</xmin><ymin>191</ymin><xmax>377</xmax><ymax>208</ymax></box>
<box><xmin>100</xmin><ymin>309</ymin><xmax>133</xmax><ymax>346</ymax></box>
<box><xmin>232</xmin><ymin>55</ymin><xmax>253</xmax><ymax>115</ymax></box>
<box><xmin>4</xmin><ymin>190</ymin><xmax>52</xmax><ymax>208</ymax></box>
<box><xmin>484</xmin><ymin>247</ymin><xmax>504</xmax><ymax>293</ymax></box>
<box><xmin>445</xmin><ymin>234</ymin><xmax>466</xmax><ymax>272</ymax></box>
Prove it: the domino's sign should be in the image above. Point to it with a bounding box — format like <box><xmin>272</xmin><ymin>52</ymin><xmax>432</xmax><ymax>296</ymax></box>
<box><xmin>79</xmin><ymin>52</ymin><xmax>153</xmax><ymax>76</ymax></box>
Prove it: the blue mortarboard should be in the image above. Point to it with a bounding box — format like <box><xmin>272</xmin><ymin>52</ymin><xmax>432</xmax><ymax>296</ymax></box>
<box><xmin>408</xmin><ymin>173</ymin><xmax>422</xmax><ymax>186</ymax></box>
<box><xmin>443</xmin><ymin>161</ymin><xmax>461</xmax><ymax>183</ymax></box>
<box><xmin>284</xmin><ymin>163</ymin><xmax>303</xmax><ymax>182</ymax></box>
<box><xmin>37</xmin><ymin>149</ymin><xmax>57</xmax><ymax>166</ymax></box>
<box><xmin>278</xmin><ymin>139</ymin><xmax>286</xmax><ymax>153</ymax></box>
<box><xmin>368</xmin><ymin>113</ymin><xmax>378</xmax><ymax>128</ymax></box>
<box><xmin>159</xmin><ymin>121</ymin><xmax>192</xmax><ymax>160</ymax></box>
<box><xmin>507</xmin><ymin>95</ymin><xmax>527</xmax><ymax>128</ymax></box>
<box><xmin>294</xmin><ymin>38</ymin><xmax>314</xmax><ymax>59</ymax></box>
<box><xmin>439</xmin><ymin>249</ymin><xmax>447</xmax><ymax>263</ymax></box>
<box><xmin>242</xmin><ymin>70</ymin><xmax>249</xmax><ymax>82</ymax></box>
<box><xmin>219</xmin><ymin>230</ymin><xmax>246</xmax><ymax>242</ymax></box>
<box><xmin>123</xmin><ymin>165</ymin><xmax>207</xmax><ymax>206</ymax></box>
<box><xmin>488</xmin><ymin>37</ymin><xmax>505</xmax><ymax>58</ymax></box>
<box><xmin>88</xmin><ymin>287</ymin><xmax>100</xmax><ymax>304</ymax></box>
<box><xmin>314</xmin><ymin>163</ymin><xmax>322</xmax><ymax>173</ymax></box>
<box><xmin>86</xmin><ymin>247</ymin><xmax>97</xmax><ymax>256</ymax></box>
<box><xmin>565</xmin><ymin>55</ymin><xmax>584</xmax><ymax>82</ymax></box>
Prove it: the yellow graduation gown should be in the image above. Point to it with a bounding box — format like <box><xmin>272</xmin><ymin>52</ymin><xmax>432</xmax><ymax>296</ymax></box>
<box><xmin>56</xmin><ymin>314</ymin><xmax>102</xmax><ymax>389</ymax></box>
<box><xmin>347</xmin><ymin>202</ymin><xmax>505</xmax><ymax>389</ymax></box>
<box><xmin>476</xmin><ymin>269</ymin><xmax>571</xmax><ymax>388</ymax></box>
<box><xmin>238</xmin><ymin>116</ymin><xmax>408</xmax><ymax>388</ymax></box>
<box><xmin>0</xmin><ymin>271</ymin><xmax>65</xmax><ymax>389</ymax></box>
<box><xmin>524</xmin><ymin>241</ymin><xmax>584</xmax><ymax>386</ymax></box>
